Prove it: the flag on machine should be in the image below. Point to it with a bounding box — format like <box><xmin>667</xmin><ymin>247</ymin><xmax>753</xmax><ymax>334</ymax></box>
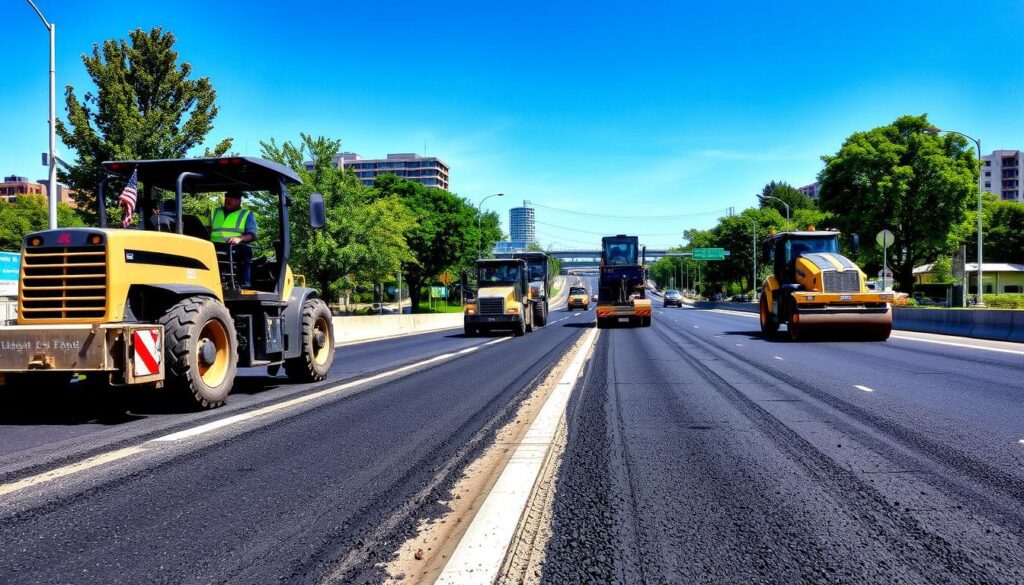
<box><xmin>119</xmin><ymin>168</ymin><xmax>139</xmax><ymax>228</ymax></box>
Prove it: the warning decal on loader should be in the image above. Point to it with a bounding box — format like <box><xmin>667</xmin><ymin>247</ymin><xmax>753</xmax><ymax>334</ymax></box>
<box><xmin>133</xmin><ymin>329</ymin><xmax>161</xmax><ymax>376</ymax></box>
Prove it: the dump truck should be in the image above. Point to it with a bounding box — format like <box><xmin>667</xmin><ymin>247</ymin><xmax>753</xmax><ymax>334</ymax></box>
<box><xmin>513</xmin><ymin>251</ymin><xmax>550</xmax><ymax>327</ymax></box>
<box><xmin>464</xmin><ymin>257</ymin><xmax>536</xmax><ymax>336</ymax></box>
<box><xmin>0</xmin><ymin>157</ymin><xmax>334</xmax><ymax>408</ymax></box>
<box><xmin>596</xmin><ymin>235</ymin><xmax>652</xmax><ymax>328</ymax></box>
<box><xmin>759</xmin><ymin>229</ymin><xmax>893</xmax><ymax>341</ymax></box>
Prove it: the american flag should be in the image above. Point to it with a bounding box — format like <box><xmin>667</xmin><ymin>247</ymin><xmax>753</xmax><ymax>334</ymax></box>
<box><xmin>119</xmin><ymin>168</ymin><xmax>138</xmax><ymax>228</ymax></box>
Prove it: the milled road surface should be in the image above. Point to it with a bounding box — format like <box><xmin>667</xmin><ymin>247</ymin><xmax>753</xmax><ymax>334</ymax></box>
<box><xmin>542</xmin><ymin>303</ymin><xmax>1024</xmax><ymax>584</ymax></box>
<box><xmin>0</xmin><ymin>279</ymin><xmax>596</xmax><ymax>584</ymax></box>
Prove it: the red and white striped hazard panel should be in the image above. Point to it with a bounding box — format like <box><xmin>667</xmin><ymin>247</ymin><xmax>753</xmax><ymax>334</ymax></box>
<box><xmin>132</xmin><ymin>329</ymin><xmax>161</xmax><ymax>376</ymax></box>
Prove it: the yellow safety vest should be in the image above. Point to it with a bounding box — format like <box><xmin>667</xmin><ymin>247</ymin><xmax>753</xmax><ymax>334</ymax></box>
<box><xmin>209</xmin><ymin>208</ymin><xmax>252</xmax><ymax>243</ymax></box>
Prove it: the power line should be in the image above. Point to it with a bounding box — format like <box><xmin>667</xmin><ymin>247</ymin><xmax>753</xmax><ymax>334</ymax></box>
<box><xmin>536</xmin><ymin>220</ymin><xmax>682</xmax><ymax>237</ymax></box>
<box><xmin>529</xmin><ymin>201</ymin><xmax>729</xmax><ymax>220</ymax></box>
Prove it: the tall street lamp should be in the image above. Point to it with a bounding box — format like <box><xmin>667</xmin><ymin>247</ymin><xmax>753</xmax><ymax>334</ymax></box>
<box><xmin>924</xmin><ymin>127</ymin><xmax>985</xmax><ymax>307</ymax></box>
<box><xmin>749</xmin><ymin>218</ymin><xmax>758</xmax><ymax>296</ymax></box>
<box><xmin>759</xmin><ymin>195</ymin><xmax>790</xmax><ymax>231</ymax></box>
<box><xmin>477</xmin><ymin>193</ymin><xmax>504</xmax><ymax>258</ymax></box>
<box><xmin>26</xmin><ymin>0</ymin><xmax>57</xmax><ymax>230</ymax></box>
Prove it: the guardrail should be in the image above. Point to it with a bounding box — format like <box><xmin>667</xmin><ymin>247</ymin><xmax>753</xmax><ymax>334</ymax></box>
<box><xmin>686</xmin><ymin>300</ymin><xmax>1024</xmax><ymax>343</ymax></box>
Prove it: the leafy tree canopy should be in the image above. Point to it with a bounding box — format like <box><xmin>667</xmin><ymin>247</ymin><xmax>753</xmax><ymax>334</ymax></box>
<box><xmin>818</xmin><ymin>114</ymin><xmax>977</xmax><ymax>291</ymax></box>
<box><xmin>56</xmin><ymin>27</ymin><xmax>232</xmax><ymax>218</ymax></box>
<box><xmin>758</xmin><ymin>180</ymin><xmax>816</xmax><ymax>218</ymax></box>
<box><xmin>0</xmin><ymin>195</ymin><xmax>84</xmax><ymax>251</ymax></box>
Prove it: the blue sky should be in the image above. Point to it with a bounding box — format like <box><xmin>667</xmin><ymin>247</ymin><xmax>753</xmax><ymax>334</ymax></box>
<box><xmin>3</xmin><ymin>0</ymin><xmax>1022</xmax><ymax>248</ymax></box>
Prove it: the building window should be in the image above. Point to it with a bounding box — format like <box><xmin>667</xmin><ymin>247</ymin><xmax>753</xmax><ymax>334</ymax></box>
<box><xmin>985</xmin><ymin>182</ymin><xmax>991</xmax><ymax>188</ymax></box>
<box><xmin>1005</xmin><ymin>285</ymin><xmax>1022</xmax><ymax>293</ymax></box>
<box><xmin>985</xmin><ymin>160</ymin><xmax>991</xmax><ymax>166</ymax></box>
<box><xmin>985</xmin><ymin>171</ymin><xmax>991</xmax><ymax>177</ymax></box>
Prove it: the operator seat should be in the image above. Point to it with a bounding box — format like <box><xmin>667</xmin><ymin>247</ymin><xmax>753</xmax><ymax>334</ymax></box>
<box><xmin>149</xmin><ymin>199</ymin><xmax>210</xmax><ymax>240</ymax></box>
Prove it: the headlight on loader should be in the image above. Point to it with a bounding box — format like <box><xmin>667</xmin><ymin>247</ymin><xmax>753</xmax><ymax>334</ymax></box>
<box><xmin>466</xmin><ymin>303</ymin><xmax>477</xmax><ymax>315</ymax></box>
<box><xmin>506</xmin><ymin>306</ymin><xmax>520</xmax><ymax>315</ymax></box>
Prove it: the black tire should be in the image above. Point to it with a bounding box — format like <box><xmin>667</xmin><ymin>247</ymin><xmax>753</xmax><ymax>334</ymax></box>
<box><xmin>267</xmin><ymin>364</ymin><xmax>281</xmax><ymax>377</ymax></box>
<box><xmin>534</xmin><ymin>301</ymin><xmax>547</xmax><ymax>327</ymax></box>
<box><xmin>514</xmin><ymin>316</ymin><xmax>526</xmax><ymax>337</ymax></box>
<box><xmin>464</xmin><ymin>325</ymin><xmax>477</xmax><ymax>337</ymax></box>
<box><xmin>642</xmin><ymin>316</ymin><xmax>652</xmax><ymax>327</ymax></box>
<box><xmin>596</xmin><ymin>317</ymin><xmax>608</xmax><ymax>329</ymax></box>
<box><xmin>159</xmin><ymin>296</ymin><xmax>237</xmax><ymax>409</ymax></box>
<box><xmin>525</xmin><ymin>303</ymin><xmax>534</xmax><ymax>333</ymax></box>
<box><xmin>760</xmin><ymin>294</ymin><xmax>779</xmax><ymax>336</ymax></box>
<box><xmin>285</xmin><ymin>298</ymin><xmax>334</xmax><ymax>383</ymax></box>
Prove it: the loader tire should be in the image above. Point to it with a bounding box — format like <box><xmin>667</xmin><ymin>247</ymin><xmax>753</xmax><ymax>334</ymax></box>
<box><xmin>525</xmin><ymin>304</ymin><xmax>535</xmax><ymax>333</ymax></box>
<box><xmin>514</xmin><ymin>316</ymin><xmax>526</xmax><ymax>337</ymax></box>
<box><xmin>464</xmin><ymin>325</ymin><xmax>478</xmax><ymax>337</ymax></box>
<box><xmin>642</xmin><ymin>316</ymin><xmax>652</xmax><ymax>327</ymax></box>
<box><xmin>159</xmin><ymin>296</ymin><xmax>237</xmax><ymax>409</ymax></box>
<box><xmin>285</xmin><ymin>298</ymin><xmax>334</xmax><ymax>383</ymax></box>
<box><xmin>760</xmin><ymin>294</ymin><xmax>779</xmax><ymax>336</ymax></box>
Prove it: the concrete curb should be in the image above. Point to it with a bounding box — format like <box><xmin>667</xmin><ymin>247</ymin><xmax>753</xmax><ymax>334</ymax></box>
<box><xmin>332</xmin><ymin>313</ymin><xmax>463</xmax><ymax>345</ymax></box>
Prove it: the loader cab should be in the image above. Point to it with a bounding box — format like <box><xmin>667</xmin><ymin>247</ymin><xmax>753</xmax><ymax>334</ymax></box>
<box><xmin>477</xmin><ymin>259</ymin><xmax>528</xmax><ymax>296</ymax></box>
<box><xmin>101</xmin><ymin>157</ymin><xmax>325</xmax><ymax>300</ymax></box>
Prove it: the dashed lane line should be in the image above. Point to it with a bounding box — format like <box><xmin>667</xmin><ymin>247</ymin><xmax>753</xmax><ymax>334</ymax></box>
<box><xmin>774</xmin><ymin>356</ymin><xmax>784</xmax><ymax>360</ymax></box>
<box><xmin>854</xmin><ymin>384</ymin><xmax>875</xmax><ymax>393</ymax></box>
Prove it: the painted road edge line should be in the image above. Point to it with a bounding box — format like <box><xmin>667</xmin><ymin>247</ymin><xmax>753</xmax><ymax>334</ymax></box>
<box><xmin>435</xmin><ymin>326</ymin><xmax>600</xmax><ymax>585</ymax></box>
<box><xmin>0</xmin><ymin>446</ymin><xmax>146</xmax><ymax>498</ymax></box>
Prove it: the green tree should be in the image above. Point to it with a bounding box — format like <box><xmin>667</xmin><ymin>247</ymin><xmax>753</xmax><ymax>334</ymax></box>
<box><xmin>56</xmin><ymin>27</ymin><xmax>232</xmax><ymax>219</ymax></box>
<box><xmin>930</xmin><ymin>255</ymin><xmax>954</xmax><ymax>284</ymax></box>
<box><xmin>259</xmin><ymin>134</ymin><xmax>416</xmax><ymax>303</ymax></box>
<box><xmin>818</xmin><ymin>114</ymin><xmax>977</xmax><ymax>291</ymax></box>
<box><xmin>958</xmin><ymin>194</ymin><xmax>1024</xmax><ymax>264</ymax></box>
<box><xmin>0</xmin><ymin>195</ymin><xmax>84</xmax><ymax>251</ymax></box>
<box><xmin>374</xmin><ymin>175</ymin><xmax>498</xmax><ymax>312</ymax></box>
<box><xmin>758</xmin><ymin>180</ymin><xmax>816</xmax><ymax>218</ymax></box>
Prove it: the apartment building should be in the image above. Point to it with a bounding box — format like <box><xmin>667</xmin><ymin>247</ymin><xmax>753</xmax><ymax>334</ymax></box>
<box><xmin>980</xmin><ymin>150</ymin><xmax>1022</xmax><ymax>202</ymax></box>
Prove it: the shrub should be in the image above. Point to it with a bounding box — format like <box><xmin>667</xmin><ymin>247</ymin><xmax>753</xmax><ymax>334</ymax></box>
<box><xmin>983</xmin><ymin>293</ymin><xmax>1024</xmax><ymax>310</ymax></box>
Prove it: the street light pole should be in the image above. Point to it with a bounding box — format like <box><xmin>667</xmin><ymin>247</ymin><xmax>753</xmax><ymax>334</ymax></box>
<box><xmin>477</xmin><ymin>193</ymin><xmax>504</xmax><ymax>258</ymax></box>
<box><xmin>27</xmin><ymin>0</ymin><xmax>57</xmax><ymax>230</ymax></box>
<box><xmin>759</xmin><ymin>195</ymin><xmax>790</xmax><ymax>231</ymax></box>
<box><xmin>925</xmin><ymin>128</ymin><xmax>985</xmax><ymax>307</ymax></box>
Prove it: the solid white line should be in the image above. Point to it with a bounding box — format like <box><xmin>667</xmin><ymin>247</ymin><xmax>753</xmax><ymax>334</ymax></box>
<box><xmin>774</xmin><ymin>356</ymin><xmax>784</xmax><ymax>360</ymax></box>
<box><xmin>436</xmin><ymin>327</ymin><xmax>600</xmax><ymax>585</ymax></box>
<box><xmin>854</xmin><ymin>384</ymin><xmax>875</xmax><ymax>393</ymax></box>
<box><xmin>0</xmin><ymin>446</ymin><xmax>147</xmax><ymax>497</ymax></box>
<box><xmin>484</xmin><ymin>337</ymin><xmax>511</xmax><ymax>346</ymax></box>
<box><xmin>889</xmin><ymin>334</ymin><xmax>1024</xmax><ymax>356</ymax></box>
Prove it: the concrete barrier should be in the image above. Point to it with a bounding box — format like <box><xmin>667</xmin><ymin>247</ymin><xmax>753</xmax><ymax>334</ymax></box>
<box><xmin>332</xmin><ymin>313</ymin><xmax>463</xmax><ymax>345</ymax></box>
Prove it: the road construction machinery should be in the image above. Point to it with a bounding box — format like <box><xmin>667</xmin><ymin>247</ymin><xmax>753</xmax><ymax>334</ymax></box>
<box><xmin>514</xmin><ymin>251</ymin><xmax>550</xmax><ymax>327</ymax></box>
<box><xmin>464</xmin><ymin>257</ymin><xmax>536</xmax><ymax>336</ymax></box>
<box><xmin>0</xmin><ymin>157</ymin><xmax>334</xmax><ymax>409</ymax></box>
<box><xmin>759</xmin><ymin>229</ymin><xmax>893</xmax><ymax>341</ymax></box>
<box><xmin>596</xmin><ymin>235</ymin><xmax>652</xmax><ymax>328</ymax></box>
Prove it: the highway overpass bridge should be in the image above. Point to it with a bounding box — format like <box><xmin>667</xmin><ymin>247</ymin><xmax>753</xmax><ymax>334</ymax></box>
<box><xmin>548</xmin><ymin>248</ymin><xmax>670</xmax><ymax>269</ymax></box>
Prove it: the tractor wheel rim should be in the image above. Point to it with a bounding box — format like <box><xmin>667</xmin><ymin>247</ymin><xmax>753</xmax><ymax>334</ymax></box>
<box><xmin>312</xmin><ymin>316</ymin><xmax>331</xmax><ymax>366</ymax></box>
<box><xmin>197</xmin><ymin>319</ymin><xmax>230</xmax><ymax>387</ymax></box>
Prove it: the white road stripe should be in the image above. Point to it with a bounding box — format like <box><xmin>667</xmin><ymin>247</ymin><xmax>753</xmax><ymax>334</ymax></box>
<box><xmin>854</xmin><ymin>384</ymin><xmax>875</xmax><ymax>393</ymax></box>
<box><xmin>774</xmin><ymin>356</ymin><xmax>784</xmax><ymax>360</ymax></box>
<box><xmin>0</xmin><ymin>447</ymin><xmax>147</xmax><ymax>497</ymax></box>
<box><xmin>437</xmin><ymin>326</ymin><xmax>599</xmax><ymax>584</ymax></box>
<box><xmin>889</xmin><ymin>334</ymin><xmax>1024</xmax><ymax>356</ymax></box>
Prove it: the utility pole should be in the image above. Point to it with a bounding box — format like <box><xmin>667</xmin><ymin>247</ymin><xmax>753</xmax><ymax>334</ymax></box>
<box><xmin>27</xmin><ymin>1</ymin><xmax>57</xmax><ymax>229</ymax></box>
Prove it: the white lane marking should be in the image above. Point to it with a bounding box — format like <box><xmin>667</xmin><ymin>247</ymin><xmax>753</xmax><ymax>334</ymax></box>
<box><xmin>889</xmin><ymin>334</ymin><xmax>1024</xmax><ymax>356</ymax></box>
<box><xmin>693</xmin><ymin>325</ymin><xmax>699</xmax><ymax>328</ymax></box>
<box><xmin>155</xmin><ymin>339</ymin><xmax>511</xmax><ymax>443</ymax></box>
<box><xmin>854</xmin><ymin>384</ymin><xmax>875</xmax><ymax>393</ymax></box>
<box><xmin>707</xmin><ymin>309</ymin><xmax>1024</xmax><ymax>356</ymax></box>
<box><xmin>0</xmin><ymin>446</ymin><xmax>147</xmax><ymax>497</ymax></box>
<box><xmin>1019</xmin><ymin>439</ymin><xmax>1024</xmax><ymax>447</ymax></box>
<box><xmin>735</xmin><ymin>343</ymin><xmax>743</xmax><ymax>347</ymax></box>
<box><xmin>437</xmin><ymin>326</ymin><xmax>599</xmax><ymax>584</ymax></box>
<box><xmin>774</xmin><ymin>356</ymin><xmax>784</xmax><ymax>360</ymax></box>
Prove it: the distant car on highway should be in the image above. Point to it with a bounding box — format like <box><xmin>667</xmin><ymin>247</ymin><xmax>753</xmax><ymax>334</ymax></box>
<box><xmin>591</xmin><ymin>293</ymin><xmax>598</xmax><ymax>303</ymax></box>
<box><xmin>663</xmin><ymin>289</ymin><xmax>683</xmax><ymax>307</ymax></box>
<box><xmin>567</xmin><ymin>286</ymin><xmax>590</xmax><ymax>310</ymax></box>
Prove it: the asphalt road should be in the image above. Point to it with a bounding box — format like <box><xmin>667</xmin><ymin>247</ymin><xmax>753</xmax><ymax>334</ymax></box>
<box><xmin>0</xmin><ymin>278</ymin><xmax>596</xmax><ymax>584</ymax></box>
<box><xmin>542</xmin><ymin>300</ymin><xmax>1024</xmax><ymax>583</ymax></box>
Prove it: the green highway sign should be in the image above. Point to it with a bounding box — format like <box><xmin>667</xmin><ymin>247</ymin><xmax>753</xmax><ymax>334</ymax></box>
<box><xmin>692</xmin><ymin>248</ymin><xmax>726</xmax><ymax>261</ymax></box>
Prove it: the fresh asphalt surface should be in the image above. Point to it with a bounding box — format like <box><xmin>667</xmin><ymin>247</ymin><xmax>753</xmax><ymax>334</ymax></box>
<box><xmin>543</xmin><ymin>293</ymin><xmax>1024</xmax><ymax>583</ymax></box>
<box><xmin>3</xmin><ymin>280</ymin><xmax>1024</xmax><ymax>583</ymax></box>
<box><xmin>0</xmin><ymin>278</ymin><xmax>597</xmax><ymax>584</ymax></box>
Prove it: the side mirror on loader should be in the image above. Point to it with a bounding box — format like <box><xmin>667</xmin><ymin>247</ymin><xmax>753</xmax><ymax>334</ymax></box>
<box><xmin>850</xmin><ymin>233</ymin><xmax>860</xmax><ymax>256</ymax></box>
<box><xmin>310</xmin><ymin>193</ymin><xmax>326</xmax><ymax>229</ymax></box>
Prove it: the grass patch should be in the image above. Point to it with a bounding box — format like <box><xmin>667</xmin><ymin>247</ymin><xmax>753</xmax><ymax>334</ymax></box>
<box><xmin>416</xmin><ymin>300</ymin><xmax>465</xmax><ymax>313</ymax></box>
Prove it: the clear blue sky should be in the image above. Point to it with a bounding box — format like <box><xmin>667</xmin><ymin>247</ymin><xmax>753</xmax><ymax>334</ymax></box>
<box><xmin>3</xmin><ymin>0</ymin><xmax>1022</xmax><ymax>248</ymax></box>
